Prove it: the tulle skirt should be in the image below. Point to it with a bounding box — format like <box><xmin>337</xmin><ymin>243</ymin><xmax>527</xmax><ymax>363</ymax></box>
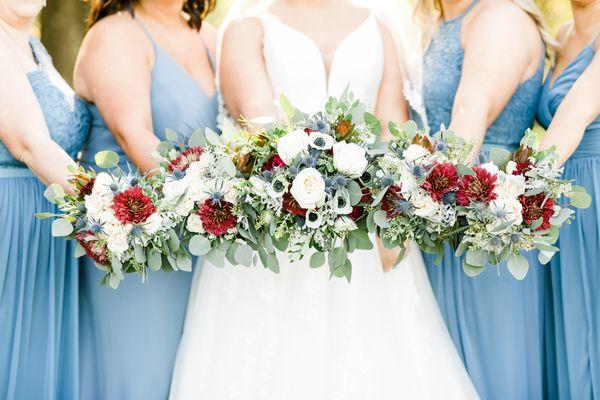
<box><xmin>550</xmin><ymin>155</ymin><xmax>600</xmax><ymax>400</ymax></box>
<box><xmin>0</xmin><ymin>170</ymin><xmax>79</xmax><ymax>400</ymax></box>
<box><xmin>170</xmin><ymin>241</ymin><xmax>479</xmax><ymax>400</ymax></box>
<box><xmin>423</xmin><ymin>246</ymin><xmax>554</xmax><ymax>400</ymax></box>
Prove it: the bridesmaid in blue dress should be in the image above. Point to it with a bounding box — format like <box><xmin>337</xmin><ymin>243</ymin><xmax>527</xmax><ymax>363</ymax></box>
<box><xmin>0</xmin><ymin>2</ymin><xmax>90</xmax><ymax>399</ymax></box>
<box><xmin>416</xmin><ymin>0</ymin><xmax>556</xmax><ymax>398</ymax></box>
<box><xmin>537</xmin><ymin>2</ymin><xmax>600</xmax><ymax>397</ymax></box>
<box><xmin>73</xmin><ymin>1</ymin><xmax>217</xmax><ymax>399</ymax></box>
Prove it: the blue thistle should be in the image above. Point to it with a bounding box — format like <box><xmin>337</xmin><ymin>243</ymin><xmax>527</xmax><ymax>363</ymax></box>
<box><xmin>411</xmin><ymin>165</ymin><xmax>426</xmax><ymax>178</ymax></box>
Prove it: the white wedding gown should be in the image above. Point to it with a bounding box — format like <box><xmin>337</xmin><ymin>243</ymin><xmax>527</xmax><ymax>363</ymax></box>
<box><xmin>170</xmin><ymin>11</ymin><xmax>479</xmax><ymax>400</ymax></box>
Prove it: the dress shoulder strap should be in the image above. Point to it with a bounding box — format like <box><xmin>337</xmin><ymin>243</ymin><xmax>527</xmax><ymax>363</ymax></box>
<box><xmin>449</xmin><ymin>0</ymin><xmax>480</xmax><ymax>23</ymax></box>
<box><xmin>134</xmin><ymin>17</ymin><xmax>158</xmax><ymax>49</ymax></box>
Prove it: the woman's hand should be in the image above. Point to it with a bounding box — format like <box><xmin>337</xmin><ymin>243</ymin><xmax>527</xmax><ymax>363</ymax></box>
<box><xmin>376</xmin><ymin>237</ymin><xmax>409</xmax><ymax>272</ymax></box>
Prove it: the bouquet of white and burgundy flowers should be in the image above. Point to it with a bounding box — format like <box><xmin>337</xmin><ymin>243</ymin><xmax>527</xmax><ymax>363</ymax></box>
<box><xmin>365</xmin><ymin>122</ymin><xmax>473</xmax><ymax>266</ymax></box>
<box><xmin>153</xmin><ymin>128</ymin><xmax>253</xmax><ymax>269</ymax></box>
<box><xmin>227</xmin><ymin>92</ymin><xmax>378</xmax><ymax>280</ymax></box>
<box><xmin>37</xmin><ymin>151</ymin><xmax>180</xmax><ymax>288</ymax></box>
<box><xmin>453</xmin><ymin>130</ymin><xmax>591</xmax><ymax>279</ymax></box>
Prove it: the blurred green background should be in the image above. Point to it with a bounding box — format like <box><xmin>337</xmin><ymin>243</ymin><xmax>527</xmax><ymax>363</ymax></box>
<box><xmin>39</xmin><ymin>0</ymin><xmax>572</xmax><ymax>84</ymax></box>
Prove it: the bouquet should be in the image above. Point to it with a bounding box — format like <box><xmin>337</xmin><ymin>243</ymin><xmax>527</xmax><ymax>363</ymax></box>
<box><xmin>154</xmin><ymin>128</ymin><xmax>253</xmax><ymax>269</ymax></box>
<box><xmin>38</xmin><ymin>151</ymin><xmax>179</xmax><ymax>288</ymax></box>
<box><xmin>454</xmin><ymin>130</ymin><xmax>592</xmax><ymax>279</ymax></box>
<box><xmin>365</xmin><ymin>122</ymin><xmax>473</xmax><ymax>265</ymax></box>
<box><xmin>227</xmin><ymin>93</ymin><xmax>379</xmax><ymax>280</ymax></box>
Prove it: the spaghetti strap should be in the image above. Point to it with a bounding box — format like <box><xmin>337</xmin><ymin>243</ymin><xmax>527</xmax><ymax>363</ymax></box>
<box><xmin>445</xmin><ymin>0</ymin><xmax>479</xmax><ymax>23</ymax></box>
<box><xmin>134</xmin><ymin>17</ymin><xmax>157</xmax><ymax>47</ymax></box>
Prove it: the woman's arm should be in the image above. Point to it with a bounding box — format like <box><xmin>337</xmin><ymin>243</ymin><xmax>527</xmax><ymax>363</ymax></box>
<box><xmin>74</xmin><ymin>15</ymin><xmax>159</xmax><ymax>173</ymax></box>
<box><xmin>449</xmin><ymin>4</ymin><xmax>542</xmax><ymax>160</ymax></box>
<box><xmin>0</xmin><ymin>39</ymin><xmax>77</xmax><ymax>189</ymax></box>
<box><xmin>219</xmin><ymin>18</ymin><xmax>277</xmax><ymax>122</ymax></box>
<box><xmin>540</xmin><ymin>48</ymin><xmax>600</xmax><ymax>165</ymax></box>
<box><xmin>375</xmin><ymin>20</ymin><xmax>409</xmax><ymax>141</ymax></box>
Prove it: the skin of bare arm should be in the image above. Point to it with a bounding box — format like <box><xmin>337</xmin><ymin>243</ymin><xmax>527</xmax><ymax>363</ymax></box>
<box><xmin>74</xmin><ymin>14</ymin><xmax>160</xmax><ymax>173</ymax></box>
<box><xmin>447</xmin><ymin>2</ymin><xmax>542</xmax><ymax>161</ymax></box>
<box><xmin>375</xmin><ymin>20</ymin><xmax>409</xmax><ymax>142</ymax></box>
<box><xmin>219</xmin><ymin>17</ymin><xmax>278</xmax><ymax>122</ymax></box>
<box><xmin>540</xmin><ymin>43</ymin><xmax>600</xmax><ymax>165</ymax></box>
<box><xmin>0</xmin><ymin>36</ymin><xmax>78</xmax><ymax>190</ymax></box>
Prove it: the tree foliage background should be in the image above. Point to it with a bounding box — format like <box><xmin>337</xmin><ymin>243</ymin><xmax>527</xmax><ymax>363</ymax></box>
<box><xmin>39</xmin><ymin>0</ymin><xmax>572</xmax><ymax>84</ymax></box>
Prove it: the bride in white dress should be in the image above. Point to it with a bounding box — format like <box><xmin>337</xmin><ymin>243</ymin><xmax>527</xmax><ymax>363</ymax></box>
<box><xmin>170</xmin><ymin>1</ymin><xmax>478</xmax><ymax>399</ymax></box>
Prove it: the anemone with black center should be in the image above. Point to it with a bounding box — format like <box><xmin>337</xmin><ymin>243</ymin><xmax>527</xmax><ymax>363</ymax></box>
<box><xmin>313</xmin><ymin>137</ymin><xmax>326</xmax><ymax>148</ymax></box>
<box><xmin>307</xmin><ymin>211</ymin><xmax>319</xmax><ymax>223</ymax></box>
<box><xmin>271</xmin><ymin>178</ymin><xmax>286</xmax><ymax>195</ymax></box>
<box><xmin>337</xmin><ymin>196</ymin><xmax>347</xmax><ymax>208</ymax></box>
<box><xmin>360</xmin><ymin>171</ymin><xmax>372</xmax><ymax>184</ymax></box>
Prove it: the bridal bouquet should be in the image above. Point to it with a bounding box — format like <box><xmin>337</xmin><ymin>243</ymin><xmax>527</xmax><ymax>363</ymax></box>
<box><xmin>153</xmin><ymin>129</ymin><xmax>253</xmax><ymax>269</ymax></box>
<box><xmin>37</xmin><ymin>151</ymin><xmax>179</xmax><ymax>288</ymax></box>
<box><xmin>365</xmin><ymin>123</ymin><xmax>473</xmax><ymax>265</ymax></box>
<box><xmin>454</xmin><ymin>130</ymin><xmax>592</xmax><ymax>279</ymax></box>
<box><xmin>228</xmin><ymin>93</ymin><xmax>378</xmax><ymax>280</ymax></box>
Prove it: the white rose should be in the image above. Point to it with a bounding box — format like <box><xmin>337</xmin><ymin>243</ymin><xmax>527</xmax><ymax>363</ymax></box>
<box><xmin>333</xmin><ymin>141</ymin><xmax>368</xmax><ymax>178</ymax></box>
<box><xmin>480</xmin><ymin>162</ymin><xmax>500</xmax><ymax>176</ymax></box>
<box><xmin>334</xmin><ymin>216</ymin><xmax>358</xmax><ymax>232</ymax></box>
<box><xmin>186</xmin><ymin>153</ymin><xmax>215</xmax><ymax>177</ymax></box>
<box><xmin>309</xmin><ymin>132</ymin><xmax>334</xmax><ymax>150</ymax></box>
<box><xmin>277</xmin><ymin>129</ymin><xmax>310</xmax><ymax>165</ymax></box>
<box><xmin>290</xmin><ymin>168</ymin><xmax>326</xmax><ymax>209</ymax></box>
<box><xmin>186</xmin><ymin>213</ymin><xmax>205</xmax><ymax>233</ymax></box>
<box><xmin>249</xmin><ymin>176</ymin><xmax>267</xmax><ymax>195</ymax></box>
<box><xmin>412</xmin><ymin>192</ymin><xmax>439</xmax><ymax>218</ymax></box>
<box><xmin>495</xmin><ymin>173</ymin><xmax>526</xmax><ymax>199</ymax></box>
<box><xmin>143</xmin><ymin>213</ymin><xmax>163</xmax><ymax>235</ymax></box>
<box><xmin>402</xmin><ymin>144</ymin><xmax>430</xmax><ymax>164</ymax></box>
<box><xmin>84</xmin><ymin>192</ymin><xmax>112</xmax><ymax>221</ymax></box>
<box><xmin>162</xmin><ymin>179</ymin><xmax>195</xmax><ymax>217</ymax></box>
<box><xmin>490</xmin><ymin>197</ymin><xmax>523</xmax><ymax>226</ymax></box>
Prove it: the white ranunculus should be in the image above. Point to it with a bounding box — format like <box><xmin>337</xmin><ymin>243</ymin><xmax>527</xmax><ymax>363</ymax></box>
<box><xmin>186</xmin><ymin>213</ymin><xmax>205</xmax><ymax>233</ymax></box>
<box><xmin>84</xmin><ymin>192</ymin><xmax>112</xmax><ymax>221</ymax></box>
<box><xmin>92</xmin><ymin>172</ymin><xmax>116</xmax><ymax>197</ymax></box>
<box><xmin>162</xmin><ymin>178</ymin><xmax>195</xmax><ymax>217</ymax></box>
<box><xmin>402</xmin><ymin>144</ymin><xmax>430</xmax><ymax>164</ymax></box>
<box><xmin>333</xmin><ymin>141</ymin><xmax>368</xmax><ymax>178</ymax></box>
<box><xmin>495</xmin><ymin>173</ymin><xmax>526</xmax><ymax>199</ymax></box>
<box><xmin>290</xmin><ymin>168</ymin><xmax>326</xmax><ymax>209</ymax></box>
<box><xmin>490</xmin><ymin>197</ymin><xmax>523</xmax><ymax>226</ymax></box>
<box><xmin>334</xmin><ymin>216</ymin><xmax>358</xmax><ymax>232</ymax></box>
<box><xmin>480</xmin><ymin>162</ymin><xmax>500</xmax><ymax>176</ymax></box>
<box><xmin>277</xmin><ymin>129</ymin><xmax>310</xmax><ymax>165</ymax></box>
<box><xmin>143</xmin><ymin>213</ymin><xmax>163</xmax><ymax>235</ymax></box>
<box><xmin>309</xmin><ymin>132</ymin><xmax>334</xmax><ymax>150</ymax></box>
<box><xmin>412</xmin><ymin>192</ymin><xmax>439</xmax><ymax>218</ymax></box>
<box><xmin>103</xmin><ymin>221</ymin><xmax>131</xmax><ymax>258</ymax></box>
<box><xmin>249</xmin><ymin>176</ymin><xmax>267</xmax><ymax>195</ymax></box>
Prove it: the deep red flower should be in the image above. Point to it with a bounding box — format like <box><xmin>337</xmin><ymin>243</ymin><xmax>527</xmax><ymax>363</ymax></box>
<box><xmin>76</xmin><ymin>230</ymin><xmax>109</xmax><ymax>265</ymax></box>
<box><xmin>303</xmin><ymin>128</ymin><xmax>313</xmax><ymax>134</ymax></box>
<box><xmin>261</xmin><ymin>155</ymin><xmax>286</xmax><ymax>172</ymax></box>
<box><xmin>282</xmin><ymin>192</ymin><xmax>307</xmax><ymax>216</ymax></box>
<box><xmin>197</xmin><ymin>198</ymin><xmax>238</xmax><ymax>236</ymax></box>
<box><xmin>513</xmin><ymin>160</ymin><xmax>533</xmax><ymax>176</ymax></box>
<box><xmin>421</xmin><ymin>163</ymin><xmax>459</xmax><ymax>202</ymax></box>
<box><xmin>360</xmin><ymin>184</ymin><xmax>372</xmax><ymax>204</ymax></box>
<box><xmin>349</xmin><ymin>206</ymin><xmax>363</xmax><ymax>220</ymax></box>
<box><xmin>168</xmin><ymin>147</ymin><xmax>204</xmax><ymax>172</ymax></box>
<box><xmin>519</xmin><ymin>193</ymin><xmax>555</xmax><ymax>231</ymax></box>
<box><xmin>456</xmin><ymin>167</ymin><xmax>498</xmax><ymax>206</ymax></box>
<box><xmin>111</xmin><ymin>186</ymin><xmax>157</xmax><ymax>225</ymax></box>
<box><xmin>381</xmin><ymin>185</ymin><xmax>404</xmax><ymax>219</ymax></box>
<box><xmin>79</xmin><ymin>178</ymin><xmax>95</xmax><ymax>198</ymax></box>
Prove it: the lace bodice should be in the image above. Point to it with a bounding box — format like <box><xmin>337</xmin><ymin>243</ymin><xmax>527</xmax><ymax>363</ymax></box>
<box><xmin>0</xmin><ymin>37</ymin><xmax>90</xmax><ymax>168</ymax></box>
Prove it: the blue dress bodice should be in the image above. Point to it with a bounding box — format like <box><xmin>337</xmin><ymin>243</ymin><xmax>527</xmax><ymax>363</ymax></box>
<box><xmin>537</xmin><ymin>42</ymin><xmax>600</xmax><ymax>158</ymax></box>
<box><xmin>80</xmin><ymin>22</ymin><xmax>218</xmax><ymax>168</ymax></box>
<box><xmin>0</xmin><ymin>37</ymin><xmax>90</xmax><ymax>168</ymax></box>
<box><xmin>423</xmin><ymin>0</ymin><xmax>544</xmax><ymax>151</ymax></box>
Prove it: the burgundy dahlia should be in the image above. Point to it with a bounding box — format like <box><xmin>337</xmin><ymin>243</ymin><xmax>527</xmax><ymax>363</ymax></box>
<box><xmin>519</xmin><ymin>193</ymin><xmax>555</xmax><ymax>231</ymax></box>
<box><xmin>79</xmin><ymin>178</ymin><xmax>95</xmax><ymax>198</ymax></box>
<box><xmin>197</xmin><ymin>198</ymin><xmax>238</xmax><ymax>236</ymax></box>
<box><xmin>456</xmin><ymin>167</ymin><xmax>498</xmax><ymax>206</ymax></box>
<box><xmin>421</xmin><ymin>163</ymin><xmax>459</xmax><ymax>202</ymax></box>
<box><xmin>261</xmin><ymin>155</ymin><xmax>286</xmax><ymax>172</ymax></box>
<box><xmin>282</xmin><ymin>192</ymin><xmax>307</xmax><ymax>217</ymax></box>
<box><xmin>111</xmin><ymin>186</ymin><xmax>157</xmax><ymax>225</ymax></box>
<box><xmin>513</xmin><ymin>160</ymin><xmax>533</xmax><ymax>176</ymax></box>
<box><xmin>168</xmin><ymin>147</ymin><xmax>204</xmax><ymax>172</ymax></box>
<box><xmin>76</xmin><ymin>230</ymin><xmax>109</xmax><ymax>265</ymax></box>
<box><xmin>381</xmin><ymin>185</ymin><xmax>404</xmax><ymax>219</ymax></box>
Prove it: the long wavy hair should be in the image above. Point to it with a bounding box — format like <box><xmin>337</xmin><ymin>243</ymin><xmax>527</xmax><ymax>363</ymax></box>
<box><xmin>414</xmin><ymin>0</ymin><xmax>559</xmax><ymax>62</ymax></box>
<box><xmin>87</xmin><ymin>0</ymin><xmax>217</xmax><ymax>30</ymax></box>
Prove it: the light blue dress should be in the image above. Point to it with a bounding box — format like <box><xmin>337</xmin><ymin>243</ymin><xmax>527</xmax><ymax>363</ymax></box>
<box><xmin>78</xmin><ymin>19</ymin><xmax>218</xmax><ymax>400</ymax></box>
<box><xmin>537</xmin><ymin>35</ymin><xmax>600</xmax><ymax>400</ymax></box>
<box><xmin>421</xmin><ymin>1</ymin><xmax>554</xmax><ymax>399</ymax></box>
<box><xmin>0</xmin><ymin>38</ymin><xmax>90</xmax><ymax>400</ymax></box>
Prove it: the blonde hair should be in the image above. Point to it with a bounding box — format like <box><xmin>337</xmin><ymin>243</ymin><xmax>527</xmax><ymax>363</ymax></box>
<box><xmin>414</xmin><ymin>0</ymin><xmax>558</xmax><ymax>62</ymax></box>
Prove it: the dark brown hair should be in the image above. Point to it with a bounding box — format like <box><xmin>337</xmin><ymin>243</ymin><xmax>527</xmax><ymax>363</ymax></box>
<box><xmin>87</xmin><ymin>0</ymin><xmax>216</xmax><ymax>31</ymax></box>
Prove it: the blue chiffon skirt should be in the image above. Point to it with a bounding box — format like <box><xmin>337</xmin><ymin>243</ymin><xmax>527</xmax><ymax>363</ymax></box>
<box><xmin>550</xmin><ymin>155</ymin><xmax>600</xmax><ymax>399</ymax></box>
<box><xmin>79</xmin><ymin>258</ymin><xmax>193</xmax><ymax>400</ymax></box>
<box><xmin>0</xmin><ymin>170</ymin><xmax>79</xmax><ymax>400</ymax></box>
<box><xmin>423</xmin><ymin>247</ymin><xmax>554</xmax><ymax>399</ymax></box>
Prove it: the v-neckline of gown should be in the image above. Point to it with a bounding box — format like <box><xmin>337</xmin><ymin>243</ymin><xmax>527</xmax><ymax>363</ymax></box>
<box><xmin>265</xmin><ymin>13</ymin><xmax>374</xmax><ymax>91</ymax></box>
<box><xmin>548</xmin><ymin>42</ymin><xmax>596</xmax><ymax>91</ymax></box>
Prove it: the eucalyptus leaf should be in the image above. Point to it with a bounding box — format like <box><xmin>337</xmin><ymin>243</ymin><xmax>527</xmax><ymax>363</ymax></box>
<box><xmin>373</xmin><ymin>210</ymin><xmax>390</xmax><ymax>228</ymax></box>
<box><xmin>167</xmin><ymin>230</ymin><xmax>180</xmax><ymax>252</ymax></box>
<box><xmin>489</xmin><ymin>147</ymin><xmax>511</xmax><ymax>168</ymax></box>
<box><xmin>461</xmin><ymin>259</ymin><xmax>485</xmax><ymax>277</ymax></box>
<box><xmin>310</xmin><ymin>252</ymin><xmax>326</xmax><ymax>269</ymax></box>
<box><xmin>165</xmin><ymin>128</ymin><xmax>179</xmax><ymax>142</ymax></box>
<box><xmin>35</xmin><ymin>212</ymin><xmax>57</xmax><ymax>219</ymax></box>
<box><xmin>538</xmin><ymin>250</ymin><xmax>554</xmax><ymax>265</ymax></box>
<box><xmin>507</xmin><ymin>254</ymin><xmax>529</xmax><ymax>280</ymax></box>
<box><xmin>206</xmin><ymin>248</ymin><xmax>226</xmax><ymax>268</ymax></box>
<box><xmin>353</xmin><ymin>229</ymin><xmax>373</xmax><ymax>250</ymax></box>
<box><xmin>189</xmin><ymin>235</ymin><xmax>211</xmax><ymax>256</ymax></box>
<box><xmin>134</xmin><ymin>244</ymin><xmax>146</xmax><ymax>264</ymax></box>
<box><xmin>465</xmin><ymin>248</ymin><xmax>486</xmax><ymax>267</ymax></box>
<box><xmin>346</xmin><ymin>180</ymin><xmax>364</xmax><ymax>206</ymax></box>
<box><xmin>205</xmin><ymin>128</ymin><xmax>221</xmax><ymax>146</ymax></box>
<box><xmin>74</xmin><ymin>242</ymin><xmax>86</xmax><ymax>258</ymax></box>
<box><xmin>364</xmin><ymin>112</ymin><xmax>381</xmax><ymax>135</ymax></box>
<box><xmin>226</xmin><ymin>242</ymin><xmax>239</xmax><ymax>265</ymax></box>
<box><xmin>147</xmin><ymin>250</ymin><xmax>162</xmax><ymax>271</ymax></box>
<box><xmin>571</xmin><ymin>190</ymin><xmax>592</xmax><ymax>209</ymax></box>
<box><xmin>272</xmin><ymin>235</ymin><xmax>289</xmax><ymax>252</ymax></box>
<box><xmin>188</xmin><ymin>129</ymin><xmax>205</xmax><ymax>148</ymax></box>
<box><xmin>94</xmin><ymin>150</ymin><xmax>120</xmax><ymax>169</ymax></box>
<box><xmin>44</xmin><ymin>183</ymin><xmax>65</xmax><ymax>204</ymax></box>
<box><xmin>51</xmin><ymin>219</ymin><xmax>73</xmax><ymax>237</ymax></box>
<box><xmin>279</xmin><ymin>94</ymin><xmax>295</xmax><ymax>119</ymax></box>
<box><xmin>371</xmin><ymin>187</ymin><xmax>388</xmax><ymax>207</ymax></box>
<box><xmin>258</xmin><ymin>248</ymin><xmax>279</xmax><ymax>273</ymax></box>
<box><xmin>235</xmin><ymin>244</ymin><xmax>254</xmax><ymax>267</ymax></box>
<box><xmin>177</xmin><ymin>253</ymin><xmax>193</xmax><ymax>272</ymax></box>
<box><xmin>456</xmin><ymin>163</ymin><xmax>475</xmax><ymax>177</ymax></box>
<box><xmin>220</xmin><ymin>118</ymin><xmax>237</xmax><ymax>144</ymax></box>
